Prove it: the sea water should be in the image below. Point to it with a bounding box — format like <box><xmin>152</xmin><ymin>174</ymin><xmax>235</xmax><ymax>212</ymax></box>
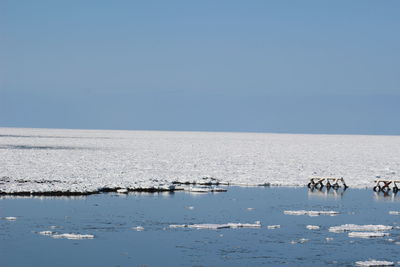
<box><xmin>1</xmin><ymin>187</ymin><xmax>399</xmax><ymax>266</ymax></box>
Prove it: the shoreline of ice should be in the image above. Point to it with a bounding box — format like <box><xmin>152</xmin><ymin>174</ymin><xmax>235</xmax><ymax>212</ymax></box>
<box><xmin>1</xmin><ymin>127</ymin><xmax>400</xmax><ymax>195</ymax></box>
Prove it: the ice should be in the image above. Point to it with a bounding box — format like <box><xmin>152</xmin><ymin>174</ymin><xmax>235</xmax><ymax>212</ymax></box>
<box><xmin>51</xmin><ymin>233</ymin><xmax>95</xmax><ymax>240</ymax></box>
<box><xmin>116</xmin><ymin>188</ymin><xmax>128</xmax><ymax>194</ymax></box>
<box><xmin>290</xmin><ymin>238</ymin><xmax>308</xmax><ymax>244</ymax></box>
<box><xmin>306</xmin><ymin>225</ymin><xmax>320</xmax><ymax>230</ymax></box>
<box><xmin>169</xmin><ymin>221</ymin><xmax>261</xmax><ymax>230</ymax></box>
<box><xmin>329</xmin><ymin>224</ymin><xmax>393</xmax><ymax>233</ymax></box>
<box><xmin>132</xmin><ymin>226</ymin><xmax>144</xmax><ymax>231</ymax></box>
<box><xmin>348</xmin><ymin>232</ymin><xmax>390</xmax><ymax>238</ymax></box>
<box><xmin>267</xmin><ymin>225</ymin><xmax>281</xmax><ymax>229</ymax></box>
<box><xmin>388</xmin><ymin>211</ymin><xmax>400</xmax><ymax>215</ymax></box>
<box><xmin>3</xmin><ymin>217</ymin><xmax>17</xmax><ymax>221</ymax></box>
<box><xmin>325</xmin><ymin>237</ymin><xmax>334</xmax><ymax>241</ymax></box>
<box><xmin>355</xmin><ymin>260</ymin><xmax>394</xmax><ymax>266</ymax></box>
<box><xmin>38</xmin><ymin>231</ymin><xmax>54</xmax><ymax>236</ymax></box>
<box><xmin>284</xmin><ymin>210</ymin><xmax>339</xmax><ymax>216</ymax></box>
<box><xmin>1</xmin><ymin>128</ymin><xmax>400</xmax><ymax>194</ymax></box>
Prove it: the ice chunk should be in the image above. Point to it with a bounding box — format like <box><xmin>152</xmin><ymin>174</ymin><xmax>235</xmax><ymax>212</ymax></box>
<box><xmin>117</xmin><ymin>188</ymin><xmax>128</xmax><ymax>194</ymax></box>
<box><xmin>355</xmin><ymin>260</ymin><xmax>394</xmax><ymax>266</ymax></box>
<box><xmin>325</xmin><ymin>237</ymin><xmax>334</xmax><ymax>241</ymax></box>
<box><xmin>348</xmin><ymin>232</ymin><xmax>390</xmax><ymax>238</ymax></box>
<box><xmin>290</xmin><ymin>238</ymin><xmax>308</xmax><ymax>244</ymax></box>
<box><xmin>388</xmin><ymin>211</ymin><xmax>400</xmax><ymax>215</ymax></box>
<box><xmin>186</xmin><ymin>206</ymin><xmax>194</xmax><ymax>210</ymax></box>
<box><xmin>132</xmin><ymin>226</ymin><xmax>144</xmax><ymax>231</ymax></box>
<box><xmin>329</xmin><ymin>224</ymin><xmax>393</xmax><ymax>233</ymax></box>
<box><xmin>169</xmin><ymin>221</ymin><xmax>261</xmax><ymax>230</ymax></box>
<box><xmin>284</xmin><ymin>210</ymin><xmax>339</xmax><ymax>216</ymax></box>
<box><xmin>4</xmin><ymin>217</ymin><xmax>17</xmax><ymax>221</ymax></box>
<box><xmin>38</xmin><ymin>231</ymin><xmax>54</xmax><ymax>236</ymax></box>
<box><xmin>267</xmin><ymin>225</ymin><xmax>281</xmax><ymax>229</ymax></box>
<box><xmin>306</xmin><ymin>225</ymin><xmax>320</xmax><ymax>230</ymax></box>
<box><xmin>52</xmin><ymin>233</ymin><xmax>94</xmax><ymax>239</ymax></box>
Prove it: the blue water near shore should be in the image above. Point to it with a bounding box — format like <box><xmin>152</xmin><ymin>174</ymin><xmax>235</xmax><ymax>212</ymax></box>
<box><xmin>1</xmin><ymin>187</ymin><xmax>400</xmax><ymax>267</ymax></box>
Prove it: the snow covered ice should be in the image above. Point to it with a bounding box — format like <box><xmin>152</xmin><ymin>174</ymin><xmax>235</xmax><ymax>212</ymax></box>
<box><xmin>1</xmin><ymin>127</ymin><xmax>400</xmax><ymax>194</ymax></box>
<box><xmin>355</xmin><ymin>260</ymin><xmax>395</xmax><ymax>266</ymax></box>
<box><xmin>169</xmin><ymin>221</ymin><xmax>262</xmax><ymax>230</ymax></box>
<box><xmin>284</xmin><ymin>210</ymin><xmax>339</xmax><ymax>216</ymax></box>
<box><xmin>329</xmin><ymin>224</ymin><xmax>393</xmax><ymax>233</ymax></box>
<box><xmin>348</xmin><ymin>232</ymin><xmax>390</xmax><ymax>238</ymax></box>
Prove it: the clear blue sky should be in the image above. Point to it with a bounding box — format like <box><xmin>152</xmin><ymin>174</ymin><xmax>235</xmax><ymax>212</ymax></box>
<box><xmin>1</xmin><ymin>0</ymin><xmax>399</xmax><ymax>134</ymax></box>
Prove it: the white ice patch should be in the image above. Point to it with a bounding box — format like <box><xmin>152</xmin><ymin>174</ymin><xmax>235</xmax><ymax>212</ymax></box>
<box><xmin>329</xmin><ymin>224</ymin><xmax>393</xmax><ymax>233</ymax></box>
<box><xmin>348</xmin><ymin>232</ymin><xmax>390</xmax><ymax>238</ymax></box>
<box><xmin>355</xmin><ymin>260</ymin><xmax>394</xmax><ymax>266</ymax></box>
<box><xmin>388</xmin><ymin>211</ymin><xmax>400</xmax><ymax>215</ymax></box>
<box><xmin>325</xmin><ymin>237</ymin><xmax>334</xmax><ymax>241</ymax></box>
<box><xmin>38</xmin><ymin>231</ymin><xmax>54</xmax><ymax>236</ymax></box>
<box><xmin>4</xmin><ymin>217</ymin><xmax>17</xmax><ymax>221</ymax></box>
<box><xmin>51</xmin><ymin>233</ymin><xmax>95</xmax><ymax>240</ymax></box>
<box><xmin>290</xmin><ymin>238</ymin><xmax>308</xmax><ymax>244</ymax></box>
<box><xmin>2</xmin><ymin>128</ymin><xmax>400</xmax><ymax>193</ymax></box>
<box><xmin>267</xmin><ymin>225</ymin><xmax>281</xmax><ymax>229</ymax></box>
<box><xmin>306</xmin><ymin>225</ymin><xmax>320</xmax><ymax>230</ymax></box>
<box><xmin>132</xmin><ymin>226</ymin><xmax>144</xmax><ymax>231</ymax></box>
<box><xmin>116</xmin><ymin>188</ymin><xmax>128</xmax><ymax>194</ymax></box>
<box><xmin>170</xmin><ymin>221</ymin><xmax>261</xmax><ymax>230</ymax></box>
<box><xmin>284</xmin><ymin>210</ymin><xmax>339</xmax><ymax>216</ymax></box>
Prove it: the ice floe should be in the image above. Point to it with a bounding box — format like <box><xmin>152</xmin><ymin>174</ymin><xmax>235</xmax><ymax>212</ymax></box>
<box><xmin>267</xmin><ymin>225</ymin><xmax>281</xmax><ymax>229</ymax></box>
<box><xmin>1</xmin><ymin>128</ymin><xmax>400</xmax><ymax>194</ymax></box>
<box><xmin>284</xmin><ymin>210</ymin><xmax>339</xmax><ymax>216</ymax></box>
<box><xmin>169</xmin><ymin>221</ymin><xmax>261</xmax><ymax>230</ymax></box>
<box><xmin>51</xmin><ymin>233</ymin><xmax>95</xmax><ymax>240</ymax></box>
<box><xmin>132</xmin><ymin>226</ymin><xmax>144</xmax><ymax>231</ymax></box>
<box><xmin>355</xmin><ymin>260</ymin><xmax>394</xmax><ymax>266</ymax></box>
<box><xmin>329</xmin><ymin>224</ymin><xmax>393</xmax><ymax>233</ymax></box>
<box><xmin>3</xmin><ymin>217</ymin><xmax>17</xmax><ymax>221</ymax></box>
<box><xmin>348</xmin><ymin>232</ymin><xmax>390</xmax><ymax>238</ymax></box>
<box><xmin>306</xmin><ymin>225</ymin><xmax>320</xmax><ymax>230</ymax></box>
<box><xmin>290</xmin><ymin>238</ymin><xmax>308</xmax><ymax>244</ymax></box>
<box><xmin>38</xmin><ymin>231</ymin><xmax>54</xmax><ymax>236</ymax></box>
<box><xmin>388</xmin><ymin>211</ymin><xmax>400</xmax><ymax>215</ymax></box>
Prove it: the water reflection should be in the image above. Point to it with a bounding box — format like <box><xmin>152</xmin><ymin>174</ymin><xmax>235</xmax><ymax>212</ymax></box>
<box><xmin>373</xmin><ymin>191</ymin><xmax>400</xmax><ymax>202</ymax></box>
<box><xmin>307</xmin><ymin>186</ymin><xmax>347</xmax><ymax>199</ymax></box>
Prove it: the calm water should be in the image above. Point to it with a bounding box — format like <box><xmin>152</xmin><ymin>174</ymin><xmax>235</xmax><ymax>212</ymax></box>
<box><xmin>1</xmin><ymin>187</ymin><xmax>400</xmax><ymax>267</ymax></box>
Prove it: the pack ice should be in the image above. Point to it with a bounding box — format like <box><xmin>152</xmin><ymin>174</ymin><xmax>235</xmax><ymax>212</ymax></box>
<box><xmin>1</xmin><ymin>128</ymin><xmax>400</xmax><ymax>194</ymax></box>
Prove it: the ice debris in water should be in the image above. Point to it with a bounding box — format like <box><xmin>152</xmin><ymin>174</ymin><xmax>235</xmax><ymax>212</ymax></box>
<box><xmin>132</xmin><ymin>226</ymin><xmax>144</xmax><ymax>231</ymax></box>
<box><xmin>186</xmin><ymin>206</ymin><xmax>194</xmax><ymax>210</ymax></box>
<box><xmin>51</xmin><ymin>233</ymin><xmax>94</xmax><ymax>240</ymax></box>
<box><xmin>38</xmin><ymin>231</ymin><xmax>54</xmax><ymax>236</ymax></box>
<box><xmin>116</xmin><ymin>188</ymin><xmax>128</xmax><ymax>194</ymax></box>
<box><xmin>267</xmin><ymin>225</ymin><xmax>281</xmax><ymax>229</ymax></box>
<box><xmin>246</xmin><ymin>208</ymin><xmax>255</xmax><ymax>211</ymax></box>
<box><xmin>306</xmin><ymin>225</ymin><xmax>320</xmax><ymax>230</ymax></box>
<box><xmin>348</xmin><ymin>232</ymin><xmax>390</xmax><ymax>238</ymax></box>
<box><xmin>290</xmin><ymin>238</ymin><xmax>308</xmax><ymax>244</ymax></box>
<box><xmin>329</xmin><ymin>224</ymin><xmax>393</xmax><ymax>233</ymax></box>
<box><xmin>284</xmin><ymin>210</ymin><xmax>339</xmax><ymax>216</ymax></box>
<box><xmin>355</xmin><ymin>260</ymin><xmax>394</xmax><ymax>266</ymax></box>
<box><xmin>388</xmin><ymin>211</ymin><xmax>400</xmax><ymax>215</ymax></box>
<box><xmin>325</xmin><ymin>237</ymin><xmax>334</xmax><ymax>242</ymax></box>
<box><xmin>3</xmin><ymin>217</ymin><xmax>17</xmax><ymax>221</ymax></box>
<box><xmin>169</xmin><ymin>221</ymin><xmax>261</xmax><ymax>230</ymax></box>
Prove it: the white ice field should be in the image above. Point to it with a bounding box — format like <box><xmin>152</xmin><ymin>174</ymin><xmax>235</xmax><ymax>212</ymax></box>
<box><xmin>1</xmin><ymin>127</ymin><xmax>400</xmax><ymax>194</ymax></box>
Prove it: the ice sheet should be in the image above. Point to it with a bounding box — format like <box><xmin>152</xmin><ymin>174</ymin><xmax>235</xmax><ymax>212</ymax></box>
<box><xmin>329</xmin><ymin>224</ymin><xmax>393</xmax><ymax>233</ymax></box>
<box><xmin>355</xmin><ymin>260</ymin><xmax>394</xmax><ymax>266</ymax></box>
<box><xmin>1</xmin><ymin>128</ymin><xmax>400</xmax><ymax>193</ymax></box>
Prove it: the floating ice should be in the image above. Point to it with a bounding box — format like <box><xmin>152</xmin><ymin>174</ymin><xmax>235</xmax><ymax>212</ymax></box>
<box><xmin>267</xmin><ymin>225</ymin><xmax>281</xmax><ymax>229</ymax></box>
<box><xmin>132</xmin><ymin>226</ymin><xmax>144</xmax><ymax>231</ymax></box>
<box><xmin>38</xmin><ymin>231</ymin><xmax>54</xmax><ymax>236</ymax></box>
<box><xmin>355</xmin><ymin>260</ymin><xmax>394</xmax><ymax>266</ymax></box>
<box><xmin>4</xmin><ymin>217</ymin><xmax>17</xmax><ymax>221</ymax></box>
<box><xmin>348</xmin><ymin>232</ymin><xmax>390</xmax><ymax>238</ymax></box>
<box><xmin>290</xmin><ymin>238</ymin><xmax>308</xmax><ymax>244</ymax></box>
<box><xmin>186</xmin><ymin>206</ymin><xmax>194</xmax><ymax>210</ymax></box>
<box><xmin>306</xmin><ymin>225</ymin><xmax>320</xmax><ymax>230</ymax></box>
<box><xmin>388</xmin><ymin>211</ymin><xmax>400</xmax><ymax>215</ymax></box>
<box><xmin>325</xmin><ymin>237</ymin><xmax>334</xmax><ymax>241</ymax></box>
<box><xmin>169</xmin><ymin>221</ymin><xmax>261</xmax><ymax>230</ymax></box>
<box><xmin>2</xmin><ymin>128</ymin><xmax>400</xmax><ymax>194</ymax></box>
<box><xmin>329</xmin><ymin>224</ymin><xmax>393</xmax><ymax>233</ymax></box>
<box><xmin>116</xmin><ymin>188</ymin><xmax>128</xmax><ymax>194</ymax></box>
<box><xmin>51</xmin><ymin>233</ymin><xmax>95</xmax><ymax>240</ymax></box>
<box><xmin>284</xmin><ymin>210</ymin><xmax>339</xmax><ymax>216</ymax></box>
<box><xmin>246</xmin><ymin>208</ymin><xmax>255</xmax><ymax>211</ymax></box>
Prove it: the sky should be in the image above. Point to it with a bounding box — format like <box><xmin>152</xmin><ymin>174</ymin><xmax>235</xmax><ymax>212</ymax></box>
<box><xmin>1</xmin><ymin>0</ymin><xmax>399</xmax><ymax>134</ymax></box>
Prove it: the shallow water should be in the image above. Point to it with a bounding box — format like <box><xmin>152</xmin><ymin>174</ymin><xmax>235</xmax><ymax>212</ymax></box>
<box><xmin>1</xmin><ymin>187</ymin><xmax>400</xmax><ymax>266</ymax></box>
